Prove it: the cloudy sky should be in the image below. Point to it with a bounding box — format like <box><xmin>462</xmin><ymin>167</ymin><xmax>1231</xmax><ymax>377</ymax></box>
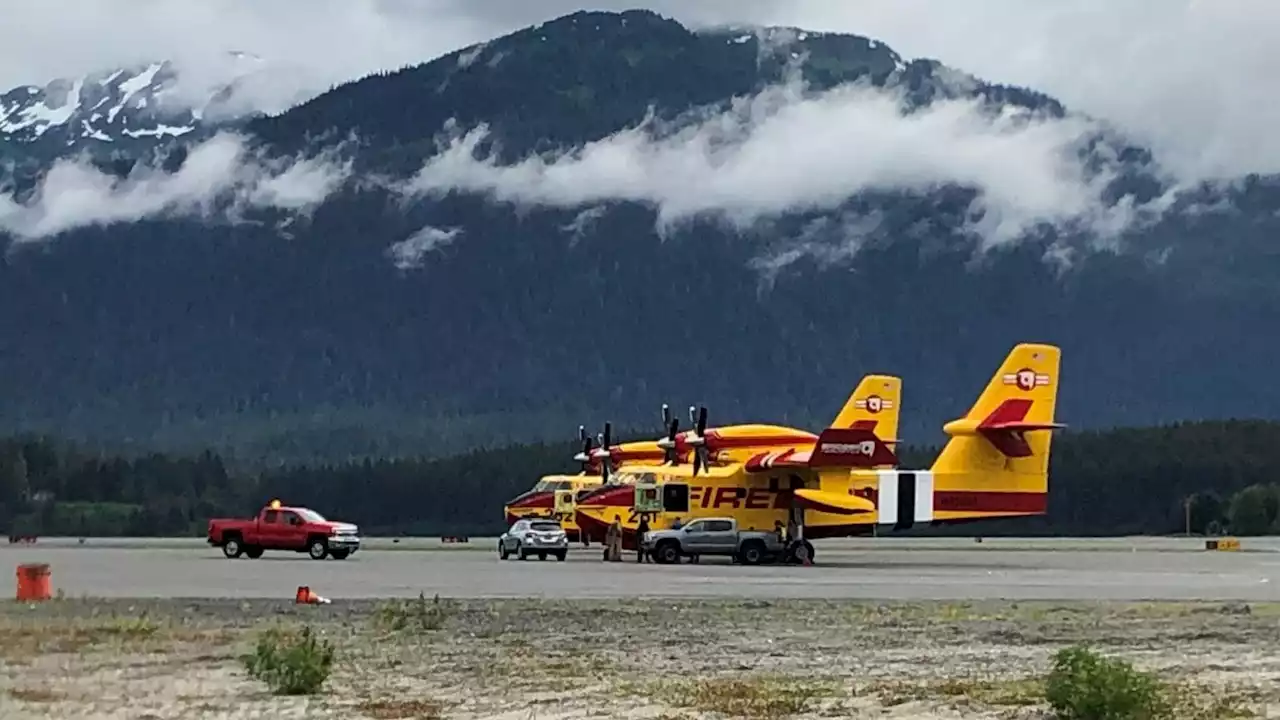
<box><xmin>2</xmin><ymin>0</ymin><xmax>1273</xmax><ymax>180</ymax></box>
<box><xmin>1</xmin><ymin>1</ymin><xmax>1273</xmax><ymax>254</ymax></box>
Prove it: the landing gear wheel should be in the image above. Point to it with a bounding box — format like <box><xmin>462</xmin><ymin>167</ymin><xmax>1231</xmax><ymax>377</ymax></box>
<box><xmin>244</xmin><ymin>546</ymin><xmax>263</xmax><ymax>559</ymax></box>
<box><xmin>789</xmin><ymin>540</ymin><xmax>815</xmax><ymax>564</ymax></box>
<box><xmin>222</xmin><ymin>538</ymin><xmax>243</xmax><ymax>558</ymax></box>
<box><xmin>308</xmin><ymin>539</ymin><xmax>328</xmax><ymax>560</ymax></box>
<box><xmin>329</xmin><ymin>549</ymin><xmax>350</xmax><ymax>560</ymax></box>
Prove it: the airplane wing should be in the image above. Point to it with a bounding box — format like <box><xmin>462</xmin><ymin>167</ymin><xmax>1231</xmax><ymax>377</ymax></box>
<box><xmin>792</xmin><ymin>488</ymin><xmax>876</xmax><ymax>515</ymax></box>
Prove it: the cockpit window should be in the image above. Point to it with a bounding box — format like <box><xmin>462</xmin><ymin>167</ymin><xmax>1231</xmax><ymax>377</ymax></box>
<box><xmin>532</xmin><ymin>479</ymin><xmax>572</xmax><ymax>492</ymax></box>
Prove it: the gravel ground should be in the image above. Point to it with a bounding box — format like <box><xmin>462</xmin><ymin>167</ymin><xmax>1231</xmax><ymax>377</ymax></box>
<box><xmin>1</xmin><ymin>597</ymin><xmax>1279</xmax><ymax>719</ymax></box>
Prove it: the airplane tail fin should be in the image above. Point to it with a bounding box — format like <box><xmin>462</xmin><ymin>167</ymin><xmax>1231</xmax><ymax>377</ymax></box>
<box><xmin>930</xmin><ymin>343</ymin><xmax>1064</xmax><ymax>480</ymax></box>
<box><xmin>831</xmin><ymin>374</ymin><xmax>902</xmax><ymax>443</ymax></box>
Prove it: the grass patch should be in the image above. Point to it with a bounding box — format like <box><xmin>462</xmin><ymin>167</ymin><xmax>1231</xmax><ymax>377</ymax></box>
<box><xmin>1047</xmin><ymin>645</ymin><xmax>1256</xmax><ymax>720</ymax></box>
<box><xmin>1163</xmin><ymin>683</ymin><xmax>1257</xmax><ymax>720</ymax></box>
<box><xmin>241</xmin><ymin>625</ymin><xmax>335</xmax><ymax>695</ymax></box>
<box><xmin>868</xmin><ymin>651</ymin><xmax>1257</xmax><ymax>719</ymax></box>
<box><xmin>7</xmin><ymin>687</ymin><xmax>64</xmax><ymax>703</ymax></box>
<box><xmin>872</xmin><ymin>676</ymin><xmax>1044</xmax><ymax>707</ymax></box>
<box><xmin>0</xmin><ymin>614</ymin><xmax>161</xmax><ymax>656</ymax></box>
<box><xmin>478</xmin><ymin>642</ymin><xmax>612</xmax><ymax>690</ymax></box>
<box><xmin>373</xmin><ymin>593</ymin><xmax>452</xmax><ymax>632</ymax></box>
<box><xmin>357</xmin><ymin>697</ymin><xmax>444</xmax><ymax>719</ymax></box>
<box><xmin>658</xmin><ymin>675</ymin><xmax>834</xmax><ymax>719</ymax></box>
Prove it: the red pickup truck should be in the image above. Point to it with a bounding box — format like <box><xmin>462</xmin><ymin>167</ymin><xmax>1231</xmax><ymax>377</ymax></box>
<box><xmin>206</xmin><ymin>501</ymin><xmax>361</xmax><ymax>560</ymax></box>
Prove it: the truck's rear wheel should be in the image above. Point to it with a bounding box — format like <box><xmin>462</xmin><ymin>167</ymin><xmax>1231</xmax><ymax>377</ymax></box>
<box><xmin>244</xmin><ymin>546</ymin><xmax>263</xmax><ymax>559</ymax></box>
<box><xmin>222</xmin><ymin>537</ymin><xmax>243</xmax><ymax>558</ymax></box>
<box><xmin>308</xmin><ymin>538</ymin><xmax>328</xmax><ymax>560</ymax></box>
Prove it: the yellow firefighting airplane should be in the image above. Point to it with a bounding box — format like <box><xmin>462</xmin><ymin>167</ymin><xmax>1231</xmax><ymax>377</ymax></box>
<box><xmin>502</xmin><ymin>374</ymin><xmax>903</xmax><ymax>539</ymax></box>
<box><xmin>574</xmin><ymin>343</ymin><xmax>1062</xmax><ymax>563</ymax></box>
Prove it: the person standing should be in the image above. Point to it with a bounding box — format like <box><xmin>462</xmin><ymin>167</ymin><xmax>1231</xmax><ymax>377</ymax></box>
<box><xmin>607</xmin><ymin>516</ymin><xmax>623</xmax><ymax>561</ymax></box>
<box><xmin>635</xmin><ymin>514</ymin><xmax>651</xmax><ymax>563</ymax></box>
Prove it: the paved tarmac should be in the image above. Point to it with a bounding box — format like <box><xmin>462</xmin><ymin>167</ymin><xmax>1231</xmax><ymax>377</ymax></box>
<box><xmin>4</xmin><ymin>537</ymin><xmax>1280</xmax><ymax>601</ymax></box>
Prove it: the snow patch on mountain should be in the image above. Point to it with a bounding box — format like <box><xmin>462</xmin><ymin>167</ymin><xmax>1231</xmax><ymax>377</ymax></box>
<box><xmin>0</xmin><ymin>54</ymin><xmax>267</xmax><ymax>158</ymax></box>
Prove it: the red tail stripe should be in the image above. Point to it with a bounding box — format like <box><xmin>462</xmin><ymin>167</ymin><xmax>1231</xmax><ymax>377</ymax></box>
<box><xmin>980</xmin><ymin>398</ymin><xmax>1032</xmax><ymax>427</ymax></box>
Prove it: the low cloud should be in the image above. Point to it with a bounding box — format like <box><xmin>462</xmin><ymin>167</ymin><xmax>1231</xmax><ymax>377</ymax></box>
<box><xmin>386</xmin><ymin>225</ymin><xmax>463</xmax><ymax>270</ymax></box>
<box><xmin>1</xmin><ymin>2</ymin><xmax>1274</xmax><ymax>183</ymax></box>
<box><xmin>402</xmin><ymin>76</ymin><xmax>1176</xmax><ymax>267</ymax></box>
<box><xmin>0</xmin><ymin>132</ymin><xmax>351</xmax><ymax>243</ymax></box>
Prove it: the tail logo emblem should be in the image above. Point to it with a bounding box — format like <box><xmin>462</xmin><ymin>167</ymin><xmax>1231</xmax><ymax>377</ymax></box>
<box><xmin>1004</xmin><ymin>368</ymin><xmax>1051</xmax><ymax>392</ymax></box>
<box><xmin>822</xmin><ymin>440</ymin><xmax>877</xmax><ymax>456</ymax></box>
<box><xmin>855</xmin><ymin>395</ymin><xmax>893</xmax><ymax>414</ymax></box>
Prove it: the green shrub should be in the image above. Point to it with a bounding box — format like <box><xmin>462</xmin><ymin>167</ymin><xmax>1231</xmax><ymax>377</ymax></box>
<box><xmin>241</xmin><ymin>625</ymin><xmax>335</xmax><ymax>695</ymax></box>
<box><xmin>1045</xmin><ymin>645</ymin><xmax>1169</xmax><ymax>720</ymax></box>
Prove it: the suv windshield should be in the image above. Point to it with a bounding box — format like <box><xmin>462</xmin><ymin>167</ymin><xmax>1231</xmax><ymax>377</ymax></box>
<box><xmin>294</xmin><ymin>508</ymin><xmax>327</xmax><ymax>523</ymax></box>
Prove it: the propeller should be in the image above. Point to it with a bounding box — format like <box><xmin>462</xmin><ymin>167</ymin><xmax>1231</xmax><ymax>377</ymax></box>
<box><xmin>572</xmin><ymin>425</ymin><xmax>596</xmax><ymax>473</ymax></box>
<box><xmin>687</xmin><ymin>405</ymin><xmax>711</xmax><ymax>475</ymax></box>
<box><xmin>657</xmin><ymin>403</ymin><xmax>681</xmax><ymax>464</ymax></box>
<box><xmin>594</xmin><ymin>421</ymin><xmax>613</xmax><ymax>483</ymax></box>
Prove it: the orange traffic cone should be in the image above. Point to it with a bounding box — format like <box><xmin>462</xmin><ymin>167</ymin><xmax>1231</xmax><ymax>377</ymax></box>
<box><xmin>295</xmin><ymin>586</ymin><xmax>330</xmax><ymax>604</ymax></box>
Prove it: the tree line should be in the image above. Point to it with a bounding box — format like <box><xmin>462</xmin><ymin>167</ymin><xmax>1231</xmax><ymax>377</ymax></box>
<box><xmin>3</xmin><ymin>419</ymin><xmax>1280</xmax><ymax>538</ymax></box>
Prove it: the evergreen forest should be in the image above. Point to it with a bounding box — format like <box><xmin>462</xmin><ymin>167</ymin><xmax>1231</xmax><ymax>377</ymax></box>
<box><xmin>3</xmin><ymin>419</ymin><xmax>1277</xmax><ymax>539</ymax></box>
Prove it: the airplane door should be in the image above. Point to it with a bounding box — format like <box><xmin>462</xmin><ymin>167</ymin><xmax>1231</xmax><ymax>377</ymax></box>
<box><xmin>662</xmin><ymin>483</ymin><xmax>690</xmax><ymax>513</ymax></box>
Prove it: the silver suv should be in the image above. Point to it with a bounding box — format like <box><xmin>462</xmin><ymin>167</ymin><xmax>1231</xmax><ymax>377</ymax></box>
<box><xmin>499</xmin><ymin>518</ymin><xmax>569</xmax><ymax>561</ymax></box>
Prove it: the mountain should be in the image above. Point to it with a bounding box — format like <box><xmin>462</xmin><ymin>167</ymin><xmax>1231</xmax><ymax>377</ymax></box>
<box><xmin>251</xmin><ymin>13</ymin><xmax>1071</xmax><ymax>165</ymax></box>
<box><xmin>2</xmin><ymin>9</ymin><xmax>1279</xmax><ymax>463</ymax></box>
<box><xmin>0</xmin><ymin>54</ymin><xmax>263</xmax><ymax>164</ymax></box>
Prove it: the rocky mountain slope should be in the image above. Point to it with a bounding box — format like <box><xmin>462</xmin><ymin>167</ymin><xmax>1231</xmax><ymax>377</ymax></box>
<box><xmin>1</xmin><ymin>10</ymin><xmax>1278</xmax><ymax>463</ymax></box>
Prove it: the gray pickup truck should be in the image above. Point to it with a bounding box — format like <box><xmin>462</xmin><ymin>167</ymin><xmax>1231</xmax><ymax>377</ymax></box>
<box><xmin>641</xmin><ymin>517</ymin><xmax>786</xmax><ymax>565</ymax></box>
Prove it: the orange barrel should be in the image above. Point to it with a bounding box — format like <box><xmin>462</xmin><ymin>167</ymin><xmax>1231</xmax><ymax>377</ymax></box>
<box><xmin>15</xmin><ymin>563</ymin><xmax>51</xmax><ymax>601</ymax></box>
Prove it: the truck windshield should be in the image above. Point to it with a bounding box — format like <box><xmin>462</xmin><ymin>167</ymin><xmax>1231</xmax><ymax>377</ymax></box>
<box><xmin>294</xmin><ymin>508</ymin><xmax>327</xmax><ymax>523</ymax></box>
